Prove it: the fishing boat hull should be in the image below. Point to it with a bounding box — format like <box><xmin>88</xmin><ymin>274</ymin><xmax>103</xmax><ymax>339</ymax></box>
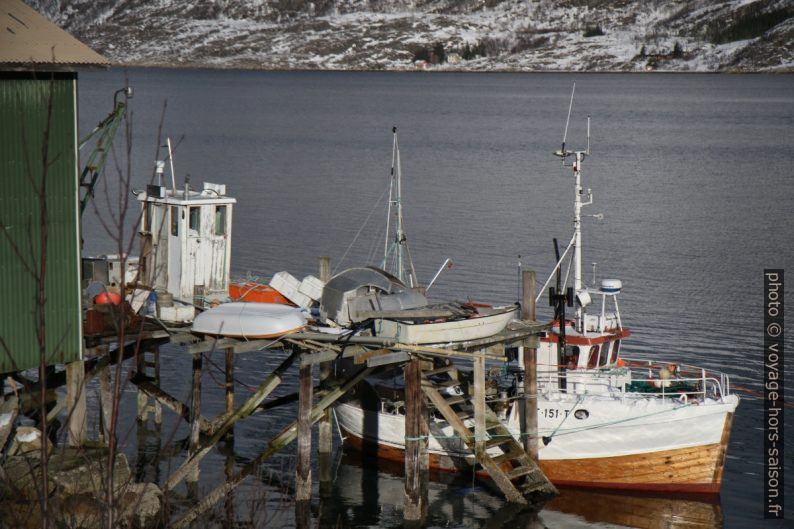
<box><xmin>373</xmin><ymin>305</ymin><xmax>518</xmax><ymax>344</ymax></box>
<box><xmin>191</xmin><ymin>302</ymin><xmax>305</xmax><ymax>338</ymax></box>
<box><xmin>335</xmin><ymin>394</ymin><xmax>737</xmax><ymax>493</ymax></box>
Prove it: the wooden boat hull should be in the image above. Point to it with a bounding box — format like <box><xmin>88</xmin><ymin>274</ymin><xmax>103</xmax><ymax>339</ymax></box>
<box><xmin>335</xmin><ymin>400</ymin><xmax>736</xmax><ymax>494</ymax></box>
<box><xmin>373</xmin><ymin>305</ymin><xmax>518</xmax><ymax>344</ymax></box>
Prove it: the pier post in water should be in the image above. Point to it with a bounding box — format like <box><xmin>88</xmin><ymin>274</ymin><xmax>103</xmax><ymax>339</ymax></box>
<box><xmin>225</xmin><ymin>347</ymin><xmax>235</xmax><ymax>441</ymax></box>
<box><xmin>521</xmin><ymin>269</ymin><xmax>539</xmax><ymax>460</ymax></box>
<box><xmin>403</xmin><ymin>356</ymin><xmax>427</xmax><ymax>523</ymax></box>
<box><xmin>187</xmin><ymin>352</ymin><xmax>203</xmax><ymax>483</ymax></box>
<box><xmin>65</xmin><ymin>360</ymin><xmax>87</xmax><ymax>447</ymax></box>
<box><xmin>473</xmin><ymin>354</ymin><xmax>486</xmax><ymax>458</ymax></box>
<box><xmin>296</xmin><ymin>361</ymin><xmax>313</xmax><ymax>502</ymax></box>
<box><xmin>317</xmin><ymin>256</ymin><xmax>334</xmax><ymax>493</ymax></box>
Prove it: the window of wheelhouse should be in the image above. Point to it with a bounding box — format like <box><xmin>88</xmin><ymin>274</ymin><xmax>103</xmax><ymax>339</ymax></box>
<box><xmin>143</xmin><ymin>203</ymin><xmax>151</xmax><ymax>233</ymax></box>
<box><xmin>598</xmin><ymin>342</ymin><xmax>610</xmax><ymax>366</ymax></box>
<box><xmin>214</xmin><ymin>205</ymin><xmax>226</xmax><ymax>236</ymax></box>
<box><xmin>587</xmin><ymin>345</ymin><xmax>600</xmax><ymax>368</ymax></box>
<box><xmin>170</xmin><ymin>206</ymin><xmax>179</xmax><ymax>236</ymax></box>
<box><xmin>609</xmin><ymin>340</ymin><xmax>621</xmax><ymax>364</ymax></box>
<box><xmin>189</xmin><ymin>206</ymin><xmax>201</xmax><ymax>235</ymax></box>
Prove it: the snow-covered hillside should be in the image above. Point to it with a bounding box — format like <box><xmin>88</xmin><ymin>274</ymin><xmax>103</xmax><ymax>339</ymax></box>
<box><xmin>27</xmin><ymin>0</ymin><xmax>794</xmax><ymax>71</ymax></box>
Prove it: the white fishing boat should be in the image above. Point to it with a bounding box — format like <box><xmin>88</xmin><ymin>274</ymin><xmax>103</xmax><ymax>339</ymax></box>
<box><xmin>372</xmin><ymin>304</ymin><xmax>519</xmax><ymax>345</ymax></box>
<box><xmin>335</xmin><ymin>113</ymin><xmax>739</xmax><ymax>493</ymax></box>
<box><xmin>191</xmin><ymin>302</ymin><xmax>305</xmax><ymax>339</ymax></box>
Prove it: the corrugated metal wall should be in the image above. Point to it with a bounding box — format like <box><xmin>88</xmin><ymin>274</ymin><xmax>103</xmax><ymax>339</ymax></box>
<box><xmin>0</xmin><ymin>72</ymin><xmax>82</xmax><ymax>372</ymax></box>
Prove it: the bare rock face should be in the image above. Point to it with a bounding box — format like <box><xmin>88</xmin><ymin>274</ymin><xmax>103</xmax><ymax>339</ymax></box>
<box><xmin>21</xmin><ymin>0</ymin><xmax>794</xmax><ymax>71</ymax></box>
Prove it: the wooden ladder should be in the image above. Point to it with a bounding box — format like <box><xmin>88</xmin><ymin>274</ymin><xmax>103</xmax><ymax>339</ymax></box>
<box><xmin>420</xmin><ymin>362</ymin><xmax>557</xmax><ymax>503</ymax></box>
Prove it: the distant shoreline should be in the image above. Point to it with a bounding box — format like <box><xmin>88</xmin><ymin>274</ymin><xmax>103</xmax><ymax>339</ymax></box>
<box><xmin>106</xmin><ymin>62</ymin><xmax>793</xmax><ymax>74</ymax></box>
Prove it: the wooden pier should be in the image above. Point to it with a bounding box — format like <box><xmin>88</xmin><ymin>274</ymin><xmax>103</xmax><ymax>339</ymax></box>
<box><xmin>1</xmin><ymin>267</ymin><xmax>555</xmax><ymax>527</ymax></box>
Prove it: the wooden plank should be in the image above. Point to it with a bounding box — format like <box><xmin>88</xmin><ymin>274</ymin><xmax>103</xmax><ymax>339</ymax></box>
<box><xmin>164</xmin><ymin>351</ymin><xmax>298</xmax><ymax>491</ymax></box>
<box><xmin>367</xmin><ymin>350</ymin><xmax>410</xmax><ymax>367</ymax></box>
<box><xmin>295</xmin><ymin>363</ymin><xmax>313</xmax><ymax>501</ymax></box>
<box><xmin>130</xmin><ymin>374</ymin><xmax>213</xmax><ymax>433</ymax></box>
<box><xmin>171</xmin><ymin>366</ymin><xmax>377</xmax><ymax>529</ymax></box>
<box><xmin>187</xmin><ymin>336</ymin><xmax>280</xmax><ymax>355</ymax></box>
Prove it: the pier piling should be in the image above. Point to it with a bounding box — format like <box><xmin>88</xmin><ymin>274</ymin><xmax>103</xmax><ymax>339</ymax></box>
<box><xmin>403</xmin><ymin>357</ymin><xmax>427</xmax><ymax>523</ymax></box>
<box><xmin>65</xmin><ymin>360</ymin><xmax>87</xmax><ymax>447</ymax></box>
<box><xmin>296</xmin><ymin>361</ymin><xmax>313</xmax><ymax>502</ymax></box>
<box><xmin>521</xmin><ymin>269</ymin><xmax>539</xmax><ymax>460</ymax></box>
<box><xmin>187</xmin><ymin>352</ymin><xmax>203</xmax><ymax>483</ymax></box>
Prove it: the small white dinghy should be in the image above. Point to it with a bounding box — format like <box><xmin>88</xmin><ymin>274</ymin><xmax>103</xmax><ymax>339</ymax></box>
<box><xmin>192</xmin><ymin>302</ymin><xmax>305</xmax><ymax>339</ymax></box>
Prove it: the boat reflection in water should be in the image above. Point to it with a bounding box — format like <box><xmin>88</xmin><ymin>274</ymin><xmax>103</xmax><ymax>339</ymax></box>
<box><xmin>317</xmin><ymin>450</ymin><xmax>723</xmax><ymax>529</ymax></box>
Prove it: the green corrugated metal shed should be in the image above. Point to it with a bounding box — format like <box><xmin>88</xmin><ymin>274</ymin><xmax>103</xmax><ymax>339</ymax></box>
<box><xmin>0</xmin><ymin>0</ymin><xmax>109</xmax><ymax>373</ymax></box>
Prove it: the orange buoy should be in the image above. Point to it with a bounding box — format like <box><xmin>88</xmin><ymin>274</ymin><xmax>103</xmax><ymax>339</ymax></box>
<box><xmin>94</xmin><ymin>291</ymin><xmax>122</xmax><ymax>305</ymax></box>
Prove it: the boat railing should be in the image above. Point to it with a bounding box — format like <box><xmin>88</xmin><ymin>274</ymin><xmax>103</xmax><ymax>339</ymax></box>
<box><xmin>615</xmin><ymin>359</ymin><xmax>731</xmax><ymax>403</ymax></box>
<box><xmin>535</xmin><ymin>359</ymin><xmax>731</xmax><ymax>403</ymax></box>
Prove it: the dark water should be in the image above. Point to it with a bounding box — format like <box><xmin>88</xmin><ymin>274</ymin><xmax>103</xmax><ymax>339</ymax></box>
<box><xmin>77</xmin><ymin>69</ymin><xmax>793</xmax><ymax>528</ymax></box>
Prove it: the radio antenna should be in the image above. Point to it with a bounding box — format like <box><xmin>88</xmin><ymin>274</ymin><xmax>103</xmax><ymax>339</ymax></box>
<box><xmin>561</xmin><ymin>82</ymin><xmax>576</xmax><ymax>154</ymax></box>
<box><xmin>586</xmin><ymin>114</ymin><xmax>591</xmax><ymax>155</ymax></box>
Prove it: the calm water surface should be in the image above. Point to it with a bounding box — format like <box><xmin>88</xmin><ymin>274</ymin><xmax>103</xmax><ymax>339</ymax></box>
<box><xmin>77</xmin><ymin>70</ymin><xmax>793</xmax><ymax>528</ymax></box>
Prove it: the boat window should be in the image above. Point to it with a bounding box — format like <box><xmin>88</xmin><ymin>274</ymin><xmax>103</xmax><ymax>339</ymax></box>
<box><xmin>214</xmin><ymin>205</ymin><xmax>226</xmax><ymax>236</ymax></box>
<box><xmin>599</xmin><ymin>343</ymin><xmax>609</xmax><ymax>366</ymax></box>
<box><xmin>610</xmin><ymin>340</ymin><xmax>621</xmax><ymax>364</ymax></box>
<box><xmin>189</xmin><ymin>206</ymin><xmax>200</xmax><ymax>235</ymax></box>
<box><xmin>170</xmin><ymin>206</ymin><xmax>178</xmax><ymax>236</ymax></box>
<box><xmin>143</xmin><ymin>204</ymin><xmax>150</xmax><ymax>232</ymax></box>
<box><xmin>587</xmin><ymin>345</ymin><xmax>600</xmax><ymax>368</ymax></box>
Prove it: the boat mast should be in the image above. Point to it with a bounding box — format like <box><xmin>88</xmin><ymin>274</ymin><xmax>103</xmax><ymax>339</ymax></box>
<box><xmin>383</xmin><ymin>127</ymin><xmax>418</xmax><ymax>288</ymax></box>
<box><xmin>555</xmin><ymin>85</ymin><xmax>591</xmax><ymax>328</ymax></box>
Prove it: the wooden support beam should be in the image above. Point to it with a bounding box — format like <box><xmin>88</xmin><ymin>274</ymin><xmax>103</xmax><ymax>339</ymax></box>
<box><xmin>171</xmin><ymin>365</ymin><xmax>376</xmax><ymax>529</ymax></box>
<box><xmin>522</xmin><ymin>270</ymin><xmax>539</xmax><ymax>461</ymax></box>
<box><xmin>130</xmin><ymin>373</ymin><xmax>214</xmax><ymax>433</ymax></box>
<box><xmin>187</xmin><ymin>352</ymin><xmax>203</xmax><ymax>483</ymax></box>
<box><xmin>65</xmin><ymin>360</ymin><xmax>87</xmax><ymax>447</ymax></box>
<box><xmin>404</xmin><ymin>358</ymin><xmax>427</xmax><ymax>522</ymax></box>
<box><xmin>187</xmin><ymin>336</ymin><xmax>281</xmax><ymax>355</ymax></box>
<box><xmin>164</xmin><ymin>351</ymin><xmax>298</xmax><ymax>491</ymax></box>
<box><xmin>296</xmin><ymin>363</ymin><xmax>313</xmax><ymax>501</ymax></box>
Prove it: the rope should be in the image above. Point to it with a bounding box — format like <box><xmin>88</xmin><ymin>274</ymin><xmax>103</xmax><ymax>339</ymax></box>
<box><xmin>333</xmin><ymin>184</ymin><xmax>390</xmax><ymax>274</ymax></box>
<box><xmin>545</xmin><ymin>393</ymin><xmax>584</xmax><ymax>442</ymax></box>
